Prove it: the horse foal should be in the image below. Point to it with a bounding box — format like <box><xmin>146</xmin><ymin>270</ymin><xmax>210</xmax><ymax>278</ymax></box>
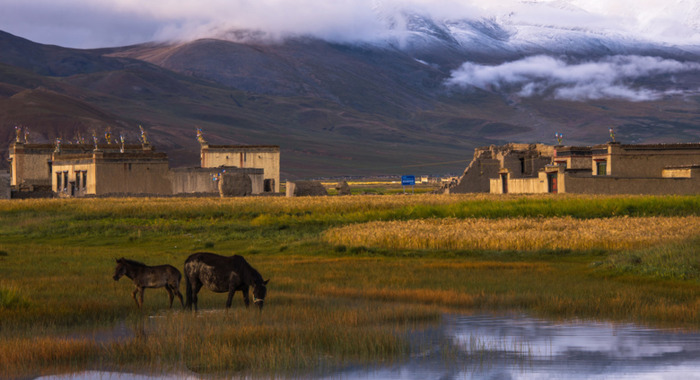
<box><xmin>113</xmin><ymin>258</ymin><xmax>184</xmax><ymax>309</ymax></box>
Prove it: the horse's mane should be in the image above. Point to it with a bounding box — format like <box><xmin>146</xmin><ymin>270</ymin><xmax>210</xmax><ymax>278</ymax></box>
<box><xmin>120</xmin><ymin>258</ymin><xmax>147</xmax><ymax>267</ymax></box>
<box><xmin>235</xmin><ymin>255</ymin><xmax>263</xmax><ymax>283</ymax></box>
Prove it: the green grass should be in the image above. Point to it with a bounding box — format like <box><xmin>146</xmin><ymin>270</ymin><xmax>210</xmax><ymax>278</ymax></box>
<box><xmin>0</xmin><ymin>194</ymin><xmax>698</xmax><ymax>377</ymax></box>
<box><xmin>598</xmin><ymin>236</ymin><xmax>700</xmax><ymax>280</ymax></box>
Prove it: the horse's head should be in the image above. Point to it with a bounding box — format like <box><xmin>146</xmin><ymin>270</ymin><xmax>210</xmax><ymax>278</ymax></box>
<box><xmin>113</xmin><ymin>258</ymin><xmax>126</xmax><ymax>281</ymax></box>
<box><xmin>252</xmin><ymin>279</ymin><xmax>269</xmax><ymax>310</ymax></box>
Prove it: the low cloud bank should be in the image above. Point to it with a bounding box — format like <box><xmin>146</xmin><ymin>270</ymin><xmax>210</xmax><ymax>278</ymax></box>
<box><xmin>446</xmin><ymin>55</ymin><xmax>700</xmax><ymax>101</ymax></box>
<box><xmin>3</xmin><ymin>0</ymin><xmax>700</xmax><ymax>49</ymax></box>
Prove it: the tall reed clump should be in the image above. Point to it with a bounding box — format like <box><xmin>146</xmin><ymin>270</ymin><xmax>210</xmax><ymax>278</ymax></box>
<box><xmin>0</xmin><ymin>336</ymin><xmax>99</xmax><ymax>376</ymax></box>
<box><xmin>101</xmin><ymin>299</ymin><xmax>438</xmax><ymax>376</ymax></box>
<box><xmin>323</xmin><ymin>216</ymin><xmax>700</xmax><ymax>252</ymax></box>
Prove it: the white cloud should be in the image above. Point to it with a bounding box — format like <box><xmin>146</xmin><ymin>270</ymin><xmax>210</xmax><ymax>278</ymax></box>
<box><xmin>2</xmin><ymin>0</ymin><xmax>700</xmax><ymax>48</ymax></box>
<box><xmin>445</xmin><ymin>55</ymin><xmax>700</xmax><ymax>101</ymax></box>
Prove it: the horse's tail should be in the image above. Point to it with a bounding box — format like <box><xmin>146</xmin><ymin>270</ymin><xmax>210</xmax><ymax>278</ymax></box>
<box><xmin>184</xmin><ymin>270</ymin><xmax>193</xmax><ymax>310</ymax></box>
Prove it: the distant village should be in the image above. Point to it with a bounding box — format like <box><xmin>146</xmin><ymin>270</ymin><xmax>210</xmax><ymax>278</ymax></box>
<box><xmin>2</xmin><ymin>126</ymin><xmax>700</xmax><ymax>199</ymax></box>
<box><xmin>3</xmin><ymin>126</ymin><xmax>279</xmax><ymax>199</ymax></box>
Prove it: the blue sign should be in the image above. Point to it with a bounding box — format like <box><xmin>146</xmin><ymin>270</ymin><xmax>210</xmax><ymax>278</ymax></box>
<box><xmin>401</xmin><ymin>175</ymin><xmax>416</xmax><ymax>186</ymax></box>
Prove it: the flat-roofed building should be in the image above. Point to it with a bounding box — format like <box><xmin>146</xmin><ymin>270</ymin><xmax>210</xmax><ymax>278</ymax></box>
<box><xmin>200</xmin><ymin>144</ymin><xmax>280</xmax><ymax>193</ymax></box>
<box><xmin>51</xmin><ymin>144</ymin><xmax>172</xmax><ymax>197</ymax></box>
<box><xmin>491</xmin><ymin>142</ymin><xmax>700</xmax><ymax>195</ymax></box>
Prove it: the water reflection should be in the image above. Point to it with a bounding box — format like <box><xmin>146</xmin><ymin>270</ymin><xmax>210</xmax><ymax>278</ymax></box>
<box><xmin>36</xmin><ymin>372</ymin><xmax>196</xmax><ymax>380</ymax></box>
<box><xmin>334</xmin><ymin>314</ymin><xmax>700</xmax><ymax>379</ymax></box>
<box><xmin>36</xmin><ymin>314</ymin><xmax>700</xmax><ymax>380</ymax></box>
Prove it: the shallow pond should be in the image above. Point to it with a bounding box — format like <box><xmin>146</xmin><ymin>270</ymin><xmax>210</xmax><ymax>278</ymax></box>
<box><xmin>37</xmin><ymin>314</ymin><xmax>700</xmax><ymax>379</ymax></box>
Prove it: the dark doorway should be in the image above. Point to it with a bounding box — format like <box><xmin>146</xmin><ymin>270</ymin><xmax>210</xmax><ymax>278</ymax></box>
<box><xmin>264</xmin><ymin>179</ymin><xmax>275</xmax><ymax>193</ymax></box>
<box><xmin>547</xmin><ymin>173</ymin><xmax>558</xmax><ymax>193</ymax></box>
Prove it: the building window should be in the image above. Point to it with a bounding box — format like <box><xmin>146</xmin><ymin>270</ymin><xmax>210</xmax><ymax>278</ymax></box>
<box><xmin>56</xmin><ymin>172</ymin><xmax>62</xmax><ymax>191</ymax></box>
<box><xmin>63</xmin><ymin>172</ymin><xmax>69</xmax><ymax>191</ymax></box>
<box><xmin>82</xmin><ymin>171</ymin><xmax>87</xmax><ymax>190</ymax></box>
<box><xmin>596</xmin><ymin>161</ymin><xmax>607</xmax><ymax>176</ymax></box>
<box><xmin>75</xmin><ymin>171</ymin><xmax>81</xmax><ymax>190</ymax></box>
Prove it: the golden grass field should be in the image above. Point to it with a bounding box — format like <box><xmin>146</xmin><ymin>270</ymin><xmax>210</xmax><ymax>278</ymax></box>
<box><xmin>323</xmin><ymin>216</ymin><xmax>700</xmax><ymax>251</ymax></box>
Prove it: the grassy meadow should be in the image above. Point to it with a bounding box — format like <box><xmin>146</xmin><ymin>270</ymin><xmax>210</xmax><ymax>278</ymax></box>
<box><xmin>0</xmin><ymin>194</ymin><xmax>699</xmax><ymax>377</ymax></box>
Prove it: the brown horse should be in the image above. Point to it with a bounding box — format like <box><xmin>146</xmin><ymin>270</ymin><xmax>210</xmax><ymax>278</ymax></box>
<box><xmin>113</xmin><ymin>258</ymin><xmax>184</xmax><ymax>309</ymax></box>
<box><xmin>184</xmin><ymin>252</ymin><xmax>269</xmax><ymax>311</ymax></box>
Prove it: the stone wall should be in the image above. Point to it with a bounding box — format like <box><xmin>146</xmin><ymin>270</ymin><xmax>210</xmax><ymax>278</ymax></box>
<box><xmin>171</xmin><ymin>167</ymin><xmax>264</xmax><ymax>195</ymax></box>
<box><xmin>285</xmin><ymin>181</ymin><xmax>327</xmax><ymax>197</ymax></box>
<box><xmin>170</xmin><ymin>167</ymin><xmax>219</xmax><ymax>195</ymax></box>
<box><xmin>564</xmin><ymin>174</ymin><xmax>700</xmax><ymax>195</ymax></box>
<box><xmin>595</xmin><ymin>143</ymin><xmax>700</xmax><ymax>177</ymax></box>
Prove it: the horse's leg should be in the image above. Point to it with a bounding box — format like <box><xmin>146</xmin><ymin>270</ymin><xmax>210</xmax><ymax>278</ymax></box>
<box><xmin>138</xmin><ymin>287</ymin><xmax>145</xmax><ymax>309</ymax></box>
<box><xmin>185</xmin><ymin>274</ymin><xmax>193</xmax><ymax>310</ymax></box>
<box><xmin>165</xmin><ymin>286</ymin><xmax>175</xmax><ymax>308</ymax></box>
<box><xmin>242</xmin><ymin>286</ymin><xmax>250</xmax><ymax>308</ymax></box>
<box><xmin>226</xmin><ymin>289</ymin><xmax>237</xmax><ymax>308</ymax></box>
<box><xmin>131</xmin><ymin>286</ymin><xmax>141</xmax><ymax>308</ymax></box>
<box><xmin>173</xmin><ymin>285</ymin><xmax>184</xmax><ymax>309</ymax></box>
<box><xmin>192</xmin><ymin>281</ymin><xmax>203</xmax><ymax>312</ymax></box>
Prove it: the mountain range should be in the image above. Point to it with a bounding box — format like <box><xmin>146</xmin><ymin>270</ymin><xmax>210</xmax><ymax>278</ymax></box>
<box><xmin>2</xmin><ymin>4</ymin><xmax>700</xmax><ymax>178</ymax></box>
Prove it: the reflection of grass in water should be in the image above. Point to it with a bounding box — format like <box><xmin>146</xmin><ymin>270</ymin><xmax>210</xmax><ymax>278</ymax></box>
<box><xmin>430</xmin><ymin>333</ymin><xmax>547</xmax><ymax>374</ymax></box>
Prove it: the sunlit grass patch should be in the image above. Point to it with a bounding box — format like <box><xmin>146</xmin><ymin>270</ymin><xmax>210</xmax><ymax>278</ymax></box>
<box><xmin>323</xmin><ymin>216</ymin><xmax>700</xmax><ymax>251</ymax></box>
<box><xmin>422</xmin><ymin>262</ymin><xmax>549</xmax><ymax>271</ymax></box>
<box><xmin>0</xmin><ymin>284</ymin><xmax>30</xmax><ymax>309</ymax></box>
<box><xmin>598</xmin><ymin>236</ymin><xmax>700</xmax><ymax>281</ymax></box>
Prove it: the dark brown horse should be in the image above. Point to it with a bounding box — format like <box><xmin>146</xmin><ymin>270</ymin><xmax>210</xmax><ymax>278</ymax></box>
<box><xmin>113</xmin><ymin>258</ymin><xmax>184</xmax><ymax>309</ymax></box>
<box><xmin>184</xmin><ymin>252</ymin><xmax>269</xmax><ymax>311</ymax></box>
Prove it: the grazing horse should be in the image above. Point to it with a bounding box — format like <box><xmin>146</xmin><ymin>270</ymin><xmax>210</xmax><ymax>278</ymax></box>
<box><xmin>113</xmin><ymin>258</ymin><xmax>184</xmax><ymax>309</ymax></box>
<box><xmin>184</xmin><ymin>252</ymin><xmax>269</xmax><ymax>311</ymax></box>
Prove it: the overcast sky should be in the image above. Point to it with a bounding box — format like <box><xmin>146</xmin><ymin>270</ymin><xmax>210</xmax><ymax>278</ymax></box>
<box><xmin>2</xmin><ymin>0</ymin><xmax>700</xmax><ymax>49</ymax></box>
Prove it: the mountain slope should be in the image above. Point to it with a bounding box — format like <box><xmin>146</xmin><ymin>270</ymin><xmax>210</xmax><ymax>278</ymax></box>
<box><xmin>2</xmin><ymin>12</ymin><xmax>700</xmax><ymax>179</ymax></box>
